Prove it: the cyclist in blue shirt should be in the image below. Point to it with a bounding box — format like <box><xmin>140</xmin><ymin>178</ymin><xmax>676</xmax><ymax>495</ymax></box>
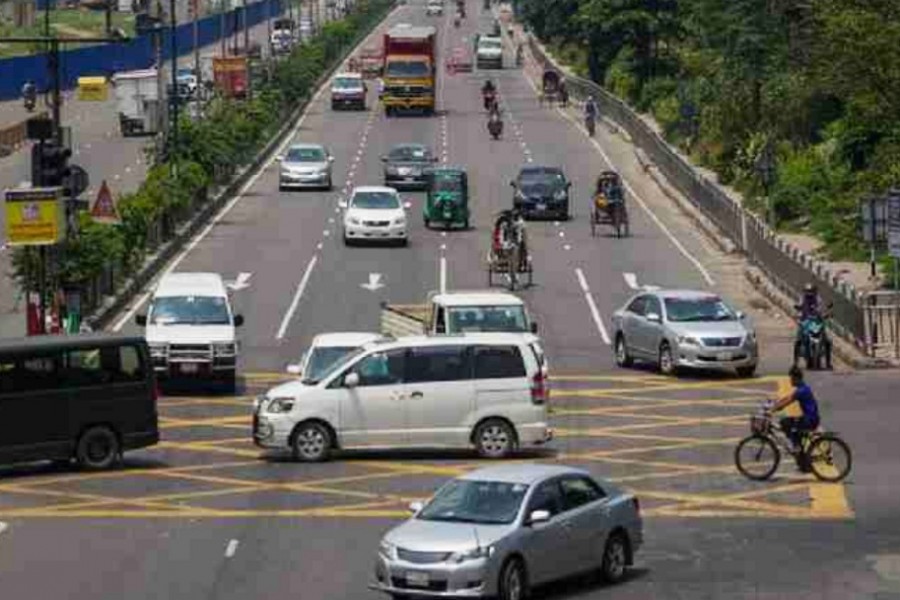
<box><xmin>768</xmin><ymin>366</ymin><xmax>820</xmax><ymax>471</ymax></box>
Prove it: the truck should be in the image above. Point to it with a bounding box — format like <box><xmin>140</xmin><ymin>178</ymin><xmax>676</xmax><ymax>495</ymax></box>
<box><xmin>381</xmin><ymin>24</ymin><xmax>437</xmax><ymax>116</ymax></box>
<box><xmin>380</xmin><ymin>291</ymin><xmax>539</xmax><ymax>337</ymax></box>
<box><xmin>213</xmin><ymin>56</ymin><xmax>249</xmax><ymax>99</ymax></box>
<box><xmin>112</xmin><ymin>68</ymin><xmax>161</xmax><ymax>137</ymax></box>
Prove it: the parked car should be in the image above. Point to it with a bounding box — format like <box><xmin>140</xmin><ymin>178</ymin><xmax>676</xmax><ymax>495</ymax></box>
<box><xmin>277</xmin><ymin>143</ymin><xmax>334</xmax><ymax>191</ymax></box>
<box><xmin>382</xmin><ymin>143</ymin><xmax>438</xmax><ymax>190</ymax></box>
<box><xmin>331</xmin><ymin>72</ymin><xmax>368</xmax><ymax>110</ymax></box>
<box><xmin>612</xmin><ymin>289</ymin><xmax>759</xmax><ymax>377</ymax></box>
<box><xmin>510</xmin><ymin>165</ymin><xmax>571</xmax><ymax>219</ymax></box>
<box><xmin>286</xmin><ymin>332</ymin><xmax>382</xmax><ymax>380</ymax></box>
<box><xmin>340</xmin><ymin>186</ymin><xmax>411</xmax><ymax>246</ymax></box>
<box><xmin>253</xmin><ymin>333</ymin><xmax>552</xmax><ymax>461</ymax></box>
<box><xmin>370</xmin><ymin>464</ymin><xmax>642</xmax><ymax>600</ymax></box>
<box><xmin>426</xmin><ymin>0</ymin><xmax>443</xmax><ymax>15</ymax></box>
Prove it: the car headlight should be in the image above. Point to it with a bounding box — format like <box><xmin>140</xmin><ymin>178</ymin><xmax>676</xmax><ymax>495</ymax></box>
<box><xmin>214</xmin><ymin>342</ymin><xmax>236</xmax><ymax>355</ymax></box>
<box><xmin>450</xmin><ymin>546</ymin><xmax>494</xmax><ymax>563</ymax></box>
<box><xmin>253</xmin><ymin>394</ymin><xmax>266</xmax><ymax>411</ymax></box>
<box><xmin>348</xmin><ymin>216</ymin><xmax>361</xmax><ymax>225</ymax></box>
<box><xmin>746</xmin><ymin>330</ymin><xmax>757</xmax><ymax>344</ymax></box>
<box><xmin>386</xmin><ymin>166</ymin><xmax>399</xmax><ymax>174</ymax></box>
<box><xmin>148</xmin><ymin>342</ymin><xmax>167</xmax><ymax>356</ymax></box>
<box><xmin>554</xmin><ymin>190</ymin><xmax>567</xmax><ymax>200</ymax></box>
<box><xmin>677</xmin><ymin>335</ymin><xmax>701</xmax><ymax>346</ymax></box>
<box><xmin>379</xmin><ymin>540</ymin><xmax>396</xmax><ymax>559</ymax></box>
<box><xmin>265</xmin><ymin>397</ymin><xmax>295</xmax><ymax>414</ymax></box>
<box><xmin>393</xmin><ymin>216</ymin><xmax>406</xmax><ymax>225</ymax></box>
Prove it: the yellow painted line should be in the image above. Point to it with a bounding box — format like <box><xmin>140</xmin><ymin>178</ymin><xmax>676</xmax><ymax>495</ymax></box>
<box><xmin>564</xmin><ymin>437</ymin><xmax>738</xmax><ymax>461</ymax></box>
<box><xmin>346</xmin><ymin>461</ymin><xmax>473</xmax><ymax>477</ymax></box>
<box><xmin>24</xmin><ymin>486</ymin><xmax>262</xmax><ymax>513</ymax></box>
<box><xmin>551</xmin><ymin>375</ymin><xmax>671</xmax><ymax>383</ymax></box>
<box><xmin>552</xmin><ymin>396</ymin><xmax>764</xmax><ymax>416</ymax></box>
<box><xmin>154</xmin><ymin>441</ymin><xmax>260</xmax><ymax>458</ymax></box>
<box><xmin>627</xmin><ymin>487</ymin><xmax>813</xmax><ymax>517</ymax></box>
<box><xmin>159</xmin><ymin>398</ymin><xmax>252</xmax><ymax>408</ymax></box>
<box><xmin>159</xmin><ymin>415</ymin><xmax>250</xmax><ymax>429</ymax></box>
<box><xmin>242</xmin><ymin>372</ymin><xmax>295</xmax><ymax>380</ymax></box>
<box><xmin>0</xmin><ymin>482</ymin><xmax>202</xmax><ymax>515</ymax></box>
<box><xmin>556</xmin><ymin>376</ymin><xmax>781</xmax><ymax>398</ymax></box>
<box><xmin>611</xmin><ymin>464</ymin><xmax>736</xmax><ymax>484</ymax></box>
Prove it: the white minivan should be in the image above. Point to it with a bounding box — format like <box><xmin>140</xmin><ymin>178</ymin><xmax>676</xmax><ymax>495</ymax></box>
<box><xmin>136</xmin><ymin>272</ymin><xmax>243</xmax><ymax>389</ymax></box>
<box><xmin>253</xmin><ymin>333</ymin><xmax>551</xmax><ymax>461</ymax></box>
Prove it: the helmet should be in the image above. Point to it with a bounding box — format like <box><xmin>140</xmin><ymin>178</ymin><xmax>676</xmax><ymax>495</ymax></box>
<box><xmin>804</xmin><ymin>283</ymin><xmax>817</xmax><ymax>293</ymax></box>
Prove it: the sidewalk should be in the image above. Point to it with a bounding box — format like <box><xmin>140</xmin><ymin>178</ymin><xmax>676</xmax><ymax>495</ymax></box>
<box><xmin>0</xmin><ymin>17</ymin><xmax>281</xmax><ymax>338</ymax></box>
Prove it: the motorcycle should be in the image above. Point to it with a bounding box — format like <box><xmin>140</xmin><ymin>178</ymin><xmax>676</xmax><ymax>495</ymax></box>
<box><xmin>24</xmin><ymin>96</ymin><xmax>35</xmax><ymax>112</ymax></box>
<box><xmin>454</xmin><ymin>16</ymin><xmax>460</xmax><ymax>27</ymax></box>
<box><xmin>488</xmin><ymin>115</ymin><xmax>503</xmax><ymax>139</ymax></box>
<box><xmin>585</xmin><ymin>115</ymin><xmax>596</xmax><ymax>137</ymax></box>
<box><xmin>795</xmin><ymin>313</ymin><xmax>831</xmax><ymax>370</ymax></box>
<box><xmin>482</xmin><ymin>89</ymin><xmax>496</xmax><ymax>111</ymax></box>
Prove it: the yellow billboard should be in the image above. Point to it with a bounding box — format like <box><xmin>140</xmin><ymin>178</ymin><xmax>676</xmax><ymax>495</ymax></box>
<box><xmin>4</xmin><ymin>188</ymin><xmax>64</xmax><ymax>246</ymax></box>
<box><xmin>77</xmin><ymin>76</ymin><xmax>109</xmax><ymax>101</ymax></box>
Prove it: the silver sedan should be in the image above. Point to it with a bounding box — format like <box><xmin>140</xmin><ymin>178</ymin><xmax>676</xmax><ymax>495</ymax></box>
<box><xmin>612</xmin><ymin>289</ymin><xmax>759</xmax><ymax>377</ymax></box>
<box><xmin>370</xmin><ymin>464</ymin><xmax>642</xmax><ymax>600</ymax></box>
<box><xmin>277</xmin><ymin>143</ymin><xmax>334</xmax><ymax>191</ymax></box>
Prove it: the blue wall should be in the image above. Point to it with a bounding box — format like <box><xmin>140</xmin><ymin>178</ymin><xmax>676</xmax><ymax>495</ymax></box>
<box><xmin>0</xmin><ymin>0</ymin><xmax>283</xmax><ymax>101</ymax></box>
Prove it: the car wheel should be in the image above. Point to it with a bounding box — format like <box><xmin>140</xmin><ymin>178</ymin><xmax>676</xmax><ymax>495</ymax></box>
<box><xmin>325</xmin><ymin>176</ymin><xmax>333</xmax><ymax>191</ymax></box>
<box><xmin>219</xmin><ymin>369</ymin><xmax>237</xmax><ymax>394</ymax></box>
<box><xmin>498</xmin><ymin>558</ymin><xmax>529</xmax><ymax>600</ymax></box>
<box><xmin>474</xmin><ymin>418</ymin><xmax>516</xmax><ymax>458</ymax></box>
<box><xmin>424</xmin><ymin>218</ymin><xmax>430</xmax><ymax>228</ymax></box>
<box><xmin>736</xmin><ymin>365</ymin><xmax>757</xmax><ymax>378</ymax></box>
<box><xmin>615</xmin><ymin>334</ymin><xmax>633</xmax><ymax>368</ymax></box>
<box><xmin>76</xmin><ymin>426</ymin><xmax>120</xmax><ymax>471</ymax></box>
<box><xmin>658</xmin><ymin>342</ymin><xmax>677</xmax><ymax>376</ymax></box>
<box><xmin>291</xmin><ymin>421</ymin><xmax>332</xmax><ymax>462</ymax></box>
<box><xmin>600</xmin><ymin>532</ymin><xmax>629</xmax><ymax>584</ymax></box>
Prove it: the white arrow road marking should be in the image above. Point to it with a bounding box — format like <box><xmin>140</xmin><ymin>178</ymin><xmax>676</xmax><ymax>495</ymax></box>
<box><xmin>225</xmin><ymin>539</ymin><xmax>239</xmax><ymax>558</ymax></box>
<box><xmin>276</xmin><ymin>254</ymin><xmax>318</xmax><ymax>340</ymax></box>
<box><xmin>360</xmin><ymin>273</ymin><xmax>385</xmax><ymax>291</ymax></box>
<box><xmin>0</xmin><ymin>522</ymin><xmax>7</xmax><ymax>536</ymax></box>
<box><xmin>226</xmin><ymin>272</ymin><xmax>252</xmax><ymax>291</ymax></box>
<box><xmin>623</xmin><ymin>272</ymin><xmax>660</xmax><ymax>291</ymax></box>
<box><xmin>575</xmin><ymin>268</ymin><xmax>611</xmax><ymax>345</ymax></box>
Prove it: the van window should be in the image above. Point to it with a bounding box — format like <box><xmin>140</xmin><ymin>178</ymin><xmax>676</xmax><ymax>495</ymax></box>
<box><xmin>352</xmin><ymin>349</ymin><xmax>405</xmax><ymax>386</ymax></box>
<box><xmin>406</xmin><ymin>346</ymin><xmax>469</xmax><ymax>382</ymax></box>
<box><xmin>61</xmin><ymin>345</ymin><xmax>146</xmax><ymax>386</ymax></box>
<box><xmin>447</xmin><ymin>306</ymin><xmax>527</xmax><ymax>333</ymax></box>
<box><xmin>473</xmin><ymin>346</ymin><xmax>525</xmax><ymax>379</ymax></box>
<box><xmin>4</xmin><ymin>355</ymin><xmax>59</xmax><ymax>392</ymax></box>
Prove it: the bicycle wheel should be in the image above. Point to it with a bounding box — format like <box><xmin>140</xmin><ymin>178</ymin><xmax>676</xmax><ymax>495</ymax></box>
<box><xmin>807</xmin><ymin>434</ymin><xmax>852</xmax><ymax>482</ymax></box>
<box><xmin>734</xmin><ymin>435</ymin><xmax>780</xmax><ymax>481</ymax></box>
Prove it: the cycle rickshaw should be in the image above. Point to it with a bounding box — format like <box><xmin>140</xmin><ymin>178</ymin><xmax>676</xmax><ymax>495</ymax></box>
<box><xmin>487</xmin><ymin>210</ymin><xmax>533</xmax><ymax>291</ymax></box>
<box><xmin>590</xmin><ymin>170</ymin><xmax>630</xmax><ymax>238</ymax></box>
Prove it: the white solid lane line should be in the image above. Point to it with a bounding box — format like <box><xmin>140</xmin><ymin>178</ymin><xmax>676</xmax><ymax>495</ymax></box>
<box><xmin>225</xmin><ymin>539</ymin><xmax>239</xmax><ymax>558</ymax></box>
<box><xmin>276</xmin><ymin>254</ymin><xmax>319</xmax><ymax>341</ymax></box>
<box><xmin>439</xmin><ymin>254</ymin><xmax>447</xmax><ymax>294</ymax></box>
<box><xmin>575</xmin><ymin>268</ymin><xmax>612</xmax><ymax>345</ymax></box>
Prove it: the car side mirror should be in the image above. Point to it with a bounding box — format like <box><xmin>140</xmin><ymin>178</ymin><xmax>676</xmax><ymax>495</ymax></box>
<box><xmin>404</xmin><ymin>201</ymin><xmax>412</xmax><ymax>209</ymax></box>
<box><xmin>275</xmin><ymin>155</ymin><xmax>284</xmax><ymax>162</ymax></box>
<box><xmin>233</xmin><ymin>315</ymin><xmax>244</xmax><ymax>327</ymax></box>
<box><xmin>530</xmin><ymin>322</ymin><xmax>538</xmax><ymax>334</ymax></box>
<box><xmin>566</xmin><ymin>182</ymin><xmax>571</xmax><ymax>189</ymax></box>
<box><xmin>409</xmin><ymin>501</ymin><xmax>424</xmax><ymax>514</ymax></box>
<box><xmin>328</xmin><ymin>155</ymin><xmax>335</xmax><ymax>162</ymax></box>
<box><xmin>286</xmin><ymin>364</ymin><xmax>302</xmax><ymax>375</ymax></box>
<box><xmin>135</xmin><ymin>314</ymin><xmax>147</xmax><ymax>326</ymax></box>
<box><xmin>510</xmin><ymin>181</ymin><xmax>516</xmax><ymax>187</ymax></box>
<box><xmin>735</xmin><ymin>311</ymin><xmax>745</xmax><ymax>320</ymax></box>
<box><xmin>380</xmin><ymin>155</ymin><xmax>387</xmax><ymax>162</ymax></box>
<box><xmin>646</xmin><ymin>312</ymin><xmax>661</xmax><ymax>323</ymax></box>
<box><xmin>527</xmin><ymin>509</ymin><xmax>550</xmax><ymax>525</ymax></box>
<box><xmin>344</xmin><ymin>372</ymin><xmax>360</xmax><ymax>388</ymax></box>
<box><xmin>338</xmin><ymin>200</ymin><xmax>348</xmax><ymax>209</ymax></box>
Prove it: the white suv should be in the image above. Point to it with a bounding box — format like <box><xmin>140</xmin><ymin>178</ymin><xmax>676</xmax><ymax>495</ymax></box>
<box><xmin>253</xmin><ymin>333</ymin><xmax>552</xmax><ymax>461</ymax></box>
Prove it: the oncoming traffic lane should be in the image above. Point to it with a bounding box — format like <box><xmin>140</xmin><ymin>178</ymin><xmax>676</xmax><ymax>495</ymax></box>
<box><xmin>0</xmin><ymin>375</ymin><xmax>851</xmax><ymax>521</ymax></box>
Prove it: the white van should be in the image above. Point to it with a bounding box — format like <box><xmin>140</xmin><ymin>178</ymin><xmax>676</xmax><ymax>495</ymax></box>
<box><xmin>253</xmin><ymin>333</ymin><xmax>551</xmax><ymax>461</ymax></box>
<box><xmin>136</xmin><ymin>272</ymin><xmax>244</xmax><ymax>389</ymax></box>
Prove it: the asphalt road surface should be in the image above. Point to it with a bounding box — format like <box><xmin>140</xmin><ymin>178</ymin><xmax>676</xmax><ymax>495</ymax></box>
<box><xmin>0</xmin><ymin>1</ymin><xmax>897</xmax><ymax>599</ymax></box>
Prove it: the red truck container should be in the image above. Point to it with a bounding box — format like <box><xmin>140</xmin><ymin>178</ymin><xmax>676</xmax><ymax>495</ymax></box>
<box><xmin>213</xmin><ymin>56</ymin><xmax>249</xmax><ymax>99</ymax></box>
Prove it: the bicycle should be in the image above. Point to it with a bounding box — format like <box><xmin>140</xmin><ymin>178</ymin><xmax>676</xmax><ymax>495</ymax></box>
<box><xmin>734</xmin><ymin>402</ymin><xmax>852</xmax><ymax>483</ymax></box>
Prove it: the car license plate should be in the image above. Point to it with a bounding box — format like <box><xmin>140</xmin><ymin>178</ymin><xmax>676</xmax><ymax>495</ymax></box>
<box><xmin>536</xmin><ymin>203</ymin><xmax>547</xmax><ymax>211</ymax></box>
<box><xmin>716</xmin><ymin>352</ymin><xmax>733</xmax><ymax>361</ymax></box>
<box><xmin>405</xmin><ymin>177</ymin><xmax>417</xmax><ymax>182</ymax></box>
<box><xmin>406</xmin><ymin>571</ymin><xmax>429</xmax><ymax>587</ymax></box>
<box><xmin>180</xmin><ymin>363</ymin><xmax>199</xmax><ymax>374</ymax></box>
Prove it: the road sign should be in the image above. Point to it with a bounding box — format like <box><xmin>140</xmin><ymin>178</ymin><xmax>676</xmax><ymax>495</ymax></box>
<box><xmin>90</xmin><ymin>180</ymin><xmax>121</xmax><ymax>224</ymax></box>
<box><xmin>77</xmin><ymin>76</ymin><xmax>108</xmax><ymax>101</ymax></box>
<box><xmin>4</xmin><ymin>187</ymin><xmax>64</xmax><ymax>245</ymax></box>
<box><xmin>888</xmin><ymin>192</ymin><xmax>900</xmax><ymax>258</ymax></box>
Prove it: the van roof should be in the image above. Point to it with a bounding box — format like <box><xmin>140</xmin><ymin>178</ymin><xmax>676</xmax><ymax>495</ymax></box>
<box><xmin>154</xmin><ymin>272</ymin><xmax>226</xmax><ymax>297</ymax></box>
<box><xmin>432</xmin><ymin>292</ymin><xmax>524</xmax><ymax>307</ymax></box>
<box><xmin>0</xmin><ymin>333</ymin><xmax>146</xmax><ymax>353</ymax></box>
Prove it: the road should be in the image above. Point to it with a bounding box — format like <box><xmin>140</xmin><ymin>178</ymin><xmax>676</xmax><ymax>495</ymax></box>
<box><xmin>0</xmin><ymin>1</ymin><xmax>897</xmax><ymax>598</ymax></box>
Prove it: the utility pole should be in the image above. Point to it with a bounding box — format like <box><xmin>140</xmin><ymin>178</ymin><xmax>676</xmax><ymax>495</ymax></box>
<box><xmin>192</xmin><ymin>0</ymin><xmax>201</xmax><ymax>112</ymax></box>
<box><xmin>243</xmin><ymin>0</ymin><xmax>249</xmax><ymax>53</ymax></box>
<box><xmin>265</xmin><ymin>0</ymin><xmax>272</xmax><ymax>59</ymax></box>
<box><xmin>169</xmin><ymin>0</ymin><xmax>179</xmax><ymax>162</ymax></box>
<box><xmin>220</xmin><ymin>0</ymin><xmax>226</xmax><ymax>55</ymax></box>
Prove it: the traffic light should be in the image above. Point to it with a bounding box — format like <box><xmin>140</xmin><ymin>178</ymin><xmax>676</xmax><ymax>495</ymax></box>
<box><xmin>31</xmin><ymin>142</ymin><xmax>71</xmax><ymax>188</ymax></box>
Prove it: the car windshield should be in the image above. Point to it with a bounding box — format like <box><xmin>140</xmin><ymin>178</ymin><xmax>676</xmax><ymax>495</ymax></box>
<box><xmin>417</xmin><ymin>479</ymin><xmax>529</xmax><ymax>525</ymax></box>
<box><xmin>385</xmin><ymin>61</ymin><xmax>430</xmax><ymax>77</ymax></box>
<box><xmin>352</xmin><ymin>191</ymin><xmax>400</xmax><ymax>209</ymax></box>
<box><xmin>432</xmin><ymin>175</ymin><xmax>463</xmax><ymax>193</ymax></box>
<box><xmin>176</xmin><ymin>69</ymin><xmax>194</xmax><ymax>78</ymax></box>
<box><xmin>480</xmin><ymin>39</ymin><xmax>502</xmax><ymax>49</ymax></box>
<box><xmin>304</xmin><ymin>346</ymin><xmax>358</xmax><ymax>382</ymax></box>
<box><xmin>334</xmin><ymin>77</ymin><xmax>362</xmax><ymax>89</ymax></box>
<box><xmin>389</xmin><ymin>146</ymin><xmax>431</xmax><ymax>162</ymax></box>
<box><xmin>150</xmin><ymin>296</ymin><xmax>230</xmax><ymax>325</ymax></box>
<box><xmin>286</xmin><ymin>147</ymin><xmax>325</xmax><ymax>162</ymax></box>
<box><xmin>665</xmin><ymin>297</ymin><xmax>737</xmax><ymax>322</ymax></box>
<box><xmin>447</xmin><ymin>306</ymin><xmax>528</xmax><ymax>333</ymax></box>
<box><xmin>519</xmin><ymin>169</ymin><xmax>564</xmax><ymax>185</ymax></box>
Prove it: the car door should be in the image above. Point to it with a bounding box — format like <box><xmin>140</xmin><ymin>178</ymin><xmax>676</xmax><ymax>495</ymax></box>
<box><xmin>621</xmin><ymin>295</ymin><xmax>648</xmax><ymax>357</ymax></box>
<box><xmin>518</xmin><ymin>478</ymin><xmax>571</xmax><ymax>585</ymax></box>
<box><xmin>334</xmin><ymin>348</ymin><xmax>408</xmax><ymax>448</ymax></box>
<box><xmin>642</xmin><ymin>295</ymin><xmax>666</xmax><ymax>354</ymax></box>
<box><xmin>404</xmin><ymin>345</ymin><xmax>473</xmax><ymax>447</ymax></box>
<box><xmin>558</xmin><ymin>475</ymin><xmax>610</xmax><ymax>572</ymax></box>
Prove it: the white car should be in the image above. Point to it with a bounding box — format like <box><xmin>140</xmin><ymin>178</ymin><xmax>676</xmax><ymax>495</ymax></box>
<box><xmin>426</xmin><ymin>0</ymin><xmax>443</xmax><ymax>15</ymax></box>
<box><xmin>477</xmin><ymin>36</ymin><xmax>504</xmax><ymax>69</ymax></box>
<box><xmin>286</xmin><ymin>332</ymin><xmax>382</xmax><ymax>381</ymax></box>
<box><xmin>340</xmin><ymin>186</ymin><xmax>411</xmax><ymax>246</ymax></box>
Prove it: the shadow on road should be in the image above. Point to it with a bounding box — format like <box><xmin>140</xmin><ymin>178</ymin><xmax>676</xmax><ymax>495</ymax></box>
<box><xmin>532</xmin><ymin>566</ymin><xmax>650</xmax><ymax>599</ymax></box>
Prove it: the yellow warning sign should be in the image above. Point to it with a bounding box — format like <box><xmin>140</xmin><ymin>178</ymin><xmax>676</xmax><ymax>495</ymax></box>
<box><xmin>4</xmin><ymin>187</ymin><xmax>64</xmax><ymax>246</ymax></box>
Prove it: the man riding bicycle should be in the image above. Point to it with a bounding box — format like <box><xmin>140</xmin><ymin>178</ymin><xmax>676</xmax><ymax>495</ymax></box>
<box><xmin>767</xmin><ymin>366</ymin><xmax>820</xmax><ymax>471</ymax></box>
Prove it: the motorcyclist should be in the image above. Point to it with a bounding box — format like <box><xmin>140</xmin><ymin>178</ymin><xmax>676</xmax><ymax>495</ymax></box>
<box><xmin>559</xmin><ymin>80</ymin><xmax>569</xmax><ymax>107</ymax></box>
<box><xmin>487</xmin><ymin>109</ymin><xmax>503</xmax><ymax>138</ymax></box>
<box><xmin>794</xmin><ymin>283</ymin><xmax>832</xmax><ymax>369</ymax></box>
<box><xmin>767</xmin><ymin>365</ymin><xmax>821</xmax><ymax>472</ymax></box>
<box><xmin>22</xmin><ymin>80</ymin><xmax>37</xmax><ymax>110</ymax></box>
<box><xmin>482</xmin><ymin>79</ymin><xmax>497</xmax><ymax>110</ymax></box>
<box><xmin>515</xmin><ymin>43</ymin><xmax>523</xmax><ymax>67</ymax></box>
<box><xmin>584</xmin><ymin>94</ymin><xmax>598</xmax><ymax>130</ymax></box>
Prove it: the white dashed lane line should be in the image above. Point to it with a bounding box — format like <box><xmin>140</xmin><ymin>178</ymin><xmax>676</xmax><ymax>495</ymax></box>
<box><xmin>225</xmin><ymin>539</ymin><xmax>239</xmax><ymax>558</ymax></box>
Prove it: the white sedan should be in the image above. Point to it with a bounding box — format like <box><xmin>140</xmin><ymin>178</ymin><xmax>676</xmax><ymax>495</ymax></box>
<box><xmin>340</xmin><ymin>186</ymin><xmax>411</xmax><ymax>246</ymax></box>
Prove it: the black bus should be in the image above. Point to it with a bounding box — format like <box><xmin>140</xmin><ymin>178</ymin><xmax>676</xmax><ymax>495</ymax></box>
<box><xmin>0</xmin><ymin>334</ymin><xmax>159</xmax><ymax>470</ymax></box>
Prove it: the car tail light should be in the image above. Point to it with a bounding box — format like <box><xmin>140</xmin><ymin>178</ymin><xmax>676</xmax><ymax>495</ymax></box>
<box><xmin>531</xmin><ymin>372</ymin><xmax>548</xmax><ymax>405</ymax></box>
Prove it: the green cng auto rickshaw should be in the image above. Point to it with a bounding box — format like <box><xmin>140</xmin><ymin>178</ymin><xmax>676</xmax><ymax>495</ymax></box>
<box><xmin>424</xmin><ymin>167</ymin><xmax>470</xmax><ymax>229</ymax></box>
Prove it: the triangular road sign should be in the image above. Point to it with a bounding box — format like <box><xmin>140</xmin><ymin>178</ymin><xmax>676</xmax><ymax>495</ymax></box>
<box><xmin>91</xmin><ymin>180</ymin><xmax>121</xmax><ymax>224</ymax></box>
